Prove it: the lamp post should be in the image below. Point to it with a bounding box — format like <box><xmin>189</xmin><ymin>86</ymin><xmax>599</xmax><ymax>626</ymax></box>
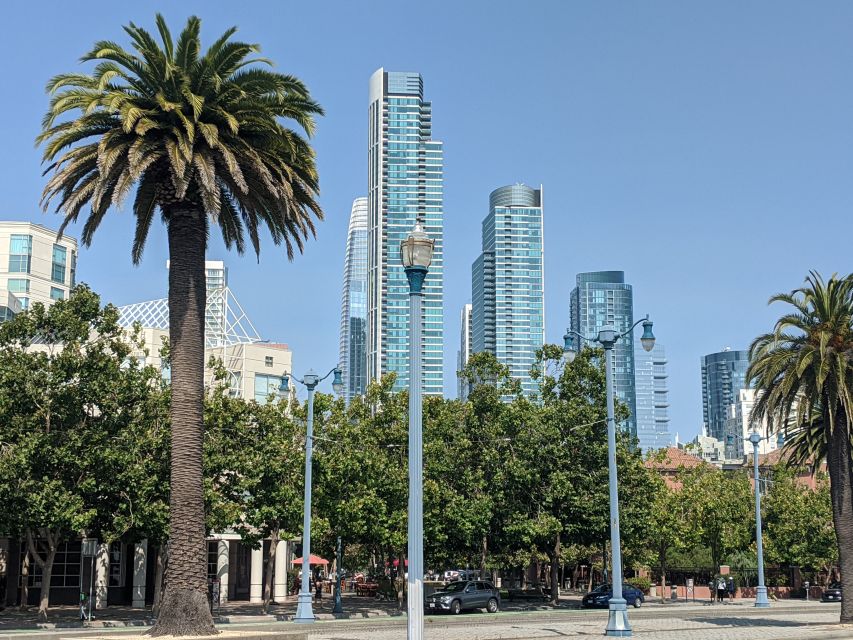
<box><xmin>400</xmin><ymin>222</ymin><xmax>434</xmax><ymax>640</ymax></box>
<box><xmin>564</xmin><ymin>316</ymin><xmax>656</xmax><ymax>638</ymax></box>
<box><xmin>748</xmin><ymin>431</ymin><xmax>771</xmax><ymax>608</ymax></box>
<box><xmin>281</xmin><ymin>366</ymin><xmax>343</xmax><ymax>623</ymax></box>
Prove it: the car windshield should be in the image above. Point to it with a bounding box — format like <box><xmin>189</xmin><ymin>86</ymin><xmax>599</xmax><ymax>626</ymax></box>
<box><xmin>442</xmin><ymin>582</ymin><xmax>467</xmax><ymax>592</ymax></box>
<box><xmin>829</xmin><ymin>583</ymin><xmax>842</xmax><ymax>589</ymax></box>
<box><xmin>591</xmin><ymin>584</ymin><xmax>611</xmax><ymax>594</ymax></box>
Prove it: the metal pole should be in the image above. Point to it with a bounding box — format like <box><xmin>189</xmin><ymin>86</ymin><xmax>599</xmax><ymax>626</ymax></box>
<box><xmin>405</xmin><ymin>265</ymin><xmax>426</xmax><ymax>640</ymax></box>
<box><xmin>333</xmin><ymin>536</ymin><xmax>343</xmax><ymax>614</ymax></box>
<box><xmin>752</xmin><ymin>433</ymin><xmax>770</xmax><ymax>607</ymax></box>
<box><xmin>295</xmin><ymin>383</ymin><xmax>317</xmax><ymax>622</ymax></box>
<box><xmin>89</xmin><ymin>554</ymin><xmax>94</xmax><ymax>621</ymax></box>
<box><xmin>603</xmin><ymin>339</ymin><xmax>631</xmax><ymax>637</ymax></box>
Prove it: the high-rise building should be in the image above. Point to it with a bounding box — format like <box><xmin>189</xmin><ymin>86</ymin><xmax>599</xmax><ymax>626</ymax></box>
<box><xmin>724</xmin><ymin>388</ymin><xmax>781</xmax><ymax>459</ymax></box>
<box><xmin>367</xmin><ymin>69</ymin><xmax>444</xmax><ymax>395</ymax></box>
<box><xmin>0</xmin><ymin>221</ymin><xmax>78</xmax><ymax>319</ymax></box>
<box><xmin>471</xmin><ymin>184</ymin><xmax>545</xmax><ymax>396</ymax></box>
<box><xmin>339</xmin><ymin>197</ymin><xmax>369</xmax><ymax>402</ymax></box>
<box><xmin>634</xmin><ymin>343</ymin><xmax>671</xmax><ymax>451</ymax></box>
<box><xmin>570</xmin><ymin>271</ymin><xmax>637</xmax><ymax>436</ymax></box>
<box><xmin>457</xmin><ymin>303</ymin><xmax>472</xmax><ymax>399</ymax></box>
<box><xmin>701</xmin><ymin>348</ymin><xmax>749</xmax><ymax>441</ymax></box>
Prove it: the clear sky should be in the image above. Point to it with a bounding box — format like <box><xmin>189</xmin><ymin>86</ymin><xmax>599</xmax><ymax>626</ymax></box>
<box><xmin>2</xmin><ymin>1</ymin><xmax>851</xmax><ymax>440</ymax></box>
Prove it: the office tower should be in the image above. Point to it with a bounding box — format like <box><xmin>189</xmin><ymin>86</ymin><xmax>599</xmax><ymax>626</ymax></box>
<box><xmin>724</xmin><ymin>388</ymin><xmax>781</xmax><ymax>459</ymax></box>
<box><xmin>339</xmin><ymin>197</ymin><xmax>369</xmax><ymax>402</ymax></box>
<box><xmin>570</xmin><ymin>271</ymin><xmax>637</xmax><ymax>437</ymax></box>
<box><xmin>634</xmin><ymin>343</ymin><xmax>671</xmax><ymax>451</ymax></box>
<box><xmin>471</xmin><ymin>184</ymin><xmax>545</xmax><ymax>396</ymax></box>
<box><xmin>0</xmin><ymin>221</ymin><xmax>78</xmax><ymax>319</ymax></box>
<box><xmin>701</xmin><ymin>348</ymin><xmax>749</xmax><ymax>441</ymax></box>
<box><xmin>367</xmin><ymin>69</ymin><xmax>444</xmax><ymax>394</ymax></box>
<box><xmin>457</xmin><ymin>303</ymin><xmax>473</xmax><ymax>399</ymax></box>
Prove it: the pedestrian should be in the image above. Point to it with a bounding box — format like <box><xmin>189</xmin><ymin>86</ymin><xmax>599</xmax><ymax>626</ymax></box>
<box><xmin>727</xmin><ymin>577</ymin><xmax>735</xmax><ymax>602</ymax></box>
<box><xmin>79</xmin><ymin>591</ymin><xmax>87</xmax><ymax>621</ymax></box>
<box><xmin>716</xmin><ymin>576</ymin><xmax>727</xmax><ymax>603</ymax></box>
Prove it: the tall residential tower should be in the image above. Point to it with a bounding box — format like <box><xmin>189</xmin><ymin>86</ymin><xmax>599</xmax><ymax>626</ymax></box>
<box><xmin>570</xmin><ymin>271</ymin><xmax>637</xmax><ymax>437</ymax></box>
<box><xmin>701</xmin><ymin>348</ymin><xmax>749</xmax><ymax>441</ymax></box>
<box><xmin>471</xmin><ymin>184</ymin><xmax>545</xmax><ymax>396</ymax></box>
<box><xmin>634</xmin><ymin>342</ymin><xmax>671</xmax><ymax>451</ymax></box>
<box><xmin>339</xmin><ymin>198</ymin><xmax>369</xmax><ymax>402</ymax></box>
<box><xmin>367</xmin><ymin>69</ymin><xmax>444</xmax><ymax>394</ymax></box>
<box><xmin>457</xmin><ymin>303</ymin><xmax>472</xmax><ymax>399</ymax></box>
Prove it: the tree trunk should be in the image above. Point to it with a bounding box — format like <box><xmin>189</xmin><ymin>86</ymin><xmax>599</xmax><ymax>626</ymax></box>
<box><xmin>150</xmin><ymin>207</ymin><xmax>216</xmax><ymax>637</ymax></box>
<box><xmin>26</xmin><ymin>529</ymin><xmax>58</xmax><ymax>621</ymax></box>
<box><xmin>480</xmin><ymin>536</ymin><xmax>487</xmax><ymax>575</ymax></box>
<box><xmin>826</xmin><ymin>410</ymin><xmax>853</xmax><ymax>624</ymax></box>
<box><xmin>152</xmin><ymin>546</ymin><xmax>166</xmax><ymax>616</ymax></box>
<box><xmin>263</xmin><ymin>531</ymin><xmax>279</xmax><ymax>613</ymax></box>
<box><xmin>19</xmin><ymin>549</ymin><xmax>29</xmax><ymax>610</ymax></box>
<box><xmin>396</xmin><ymin>551</ymin><xmax>406</xmax><ymax>610</ymax></box>
<box><xmin>549</xmin><ymin>535</ymin><xmax>560</xmax><ymax>604</ymax></box>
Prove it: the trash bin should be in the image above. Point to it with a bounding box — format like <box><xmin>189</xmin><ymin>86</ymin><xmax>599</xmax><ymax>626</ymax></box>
<box><xmin>671</xmin><ymin>586</ymin><xmax>678</xmax><ymax>601</ymax></box>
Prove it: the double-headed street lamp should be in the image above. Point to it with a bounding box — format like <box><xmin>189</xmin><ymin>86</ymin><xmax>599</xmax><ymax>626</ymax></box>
<box><xmin>748</xmin><ymin>430</ymin><xmax>771</xmax><ymax>608</ymax></box>
<box><xmin>563</xmin><ymin>316</ymin><xmax>656</xmax><ymax>638</ymax></box>
<box><xmin>281</xmin><ymin>366</ymin><xmax>343</xmax><ymax>623</ymax></box>
<box><xmin>401</xmin><ymin>222</ymin><xmax>434</xmax><ymax>640</ymax></box>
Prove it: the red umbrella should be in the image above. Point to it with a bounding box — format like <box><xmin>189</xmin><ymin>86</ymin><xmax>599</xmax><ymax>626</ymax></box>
<box><xmin>292</xmin><ymin>554</ymin><xmax>329</xmax><ymax>565</ymax></box>
<box><xmin>392</xmin><ymin>559</ymin><xmax>409</xmax><ymax>567</ymax></box>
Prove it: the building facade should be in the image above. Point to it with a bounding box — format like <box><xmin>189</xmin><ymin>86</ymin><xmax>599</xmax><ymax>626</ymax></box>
<box><xmin>339</xmin><ymin>197</ymin><xmax>369</xmax><ymax>402</ymax></box>
<box><xmin>701</xmin><ymin>348</ymin><xmax>749</xmax><ymax>441</ymax></box>
<box><xmin>367</xmin><ymin>69</ymin><xmax>444</xmax><ymax>395</ymax></box>
<box><xmin>634</xmin><ymin>342</ymin><xmax>671</xmax><ymax>451</ymax></box>
<box><xmin>570</xmin><ymin>271</ymin><xmax>637</xmax><ymax>437</ymax></box>
<box><xmin>471</xmin><ymin>184</ymin><xmax>545</xmax><ymax>396</ymax></box>
<box><xmin>457</xmin><ymin>303</ymin><xmax>473</xmax><ymax>399</ymax></box>
<box><xmin>724</xmin><ymin>388</ymin><xmax>781</xmax><ymax>460</ymax></box>
<box><xmin>118</xmin><ymin>261</ymin><xmax>292</xmax><ymax>402</ymax></box>
<box><xmin>0</xmin><ymin>222</ymin><xmax>78</xmax><ymax>319</ymax></box>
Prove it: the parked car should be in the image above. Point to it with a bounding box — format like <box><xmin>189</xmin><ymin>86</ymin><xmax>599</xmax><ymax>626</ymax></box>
<box><xmin>821</xmin><ymin>583</ymin><xmax>842</xmax><ymax>603</ymax></box>
<box><xmin>426</xmin><ymin>580</ymin><xmax>501</xmax><ymax>614</ymax></box>
<box><xmin>581</xmin><ymin>584</ymin><xmax>645</xmax><ymax>609</ymax></box>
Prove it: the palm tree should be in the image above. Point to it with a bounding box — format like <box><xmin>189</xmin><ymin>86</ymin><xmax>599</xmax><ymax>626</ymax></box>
<box><xmin>748</xmin><ymin>272</ymin><xmax>853</xmax><ymax>623</ymax></box>
<box><xmin>38</xmin><ymin>15</ymin><xmax>323</xmax><ymax>636</ymax></box>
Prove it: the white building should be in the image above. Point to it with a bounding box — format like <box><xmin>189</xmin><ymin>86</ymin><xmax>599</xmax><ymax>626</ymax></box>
<box><xmin>0</xmin><ymin>221</ymin><xmax>78</xmax><ymax>318</ymax></box>
<box><xmin>634</xmin><ymin>343</ymin><xmax>671</xmax><ymax>452</ymax></box>
<box><xmin>457</xmin><ymin>303</ymin><xmax>472</xmax><ymax>399</ymax></box>
<box><xmin>339</xmin><ymin>198</ymin><xmax>369</xmax><ymax>402</ymax></box>
<box><xmin>724</xmin><ymin>388</ymin><xmax>781</xmax><ymax>460</ymax></box>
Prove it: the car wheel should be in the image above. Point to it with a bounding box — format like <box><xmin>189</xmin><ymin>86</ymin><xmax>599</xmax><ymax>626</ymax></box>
<box><xmin>451</xmin><ymin>599</ymin><xmax>462</xmax><ymax>615</ymax></box>
<box><xmin>633</xmin><ymin>597</ymin><xmax>642</xmax><ymax>608</ymax></box>
<box><xmin>487</xmin><ymin>598</ymin><xmax>499</xmax><ymax>613</ymax></box>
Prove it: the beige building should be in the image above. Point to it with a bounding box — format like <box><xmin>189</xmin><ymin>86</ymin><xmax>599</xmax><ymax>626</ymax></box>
<box><xmin>0</xmin><ymin>221</ymin><xmax>78</xmax><ymax>318</ymax></box>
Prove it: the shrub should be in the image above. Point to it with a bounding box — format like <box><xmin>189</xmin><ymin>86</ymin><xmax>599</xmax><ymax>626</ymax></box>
<box><xmin>626</xmin><ymin>576</ymin><xmax>652</xmax><ymax>594</ymax></box>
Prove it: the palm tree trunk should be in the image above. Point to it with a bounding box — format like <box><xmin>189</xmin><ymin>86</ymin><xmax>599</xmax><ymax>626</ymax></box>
<box><xmin>150</xmin><ymin>206</ymin><xmax>215</xmax><ymax>636</ymax></box>
<box><xmin>826</xmin><ymin>410</ymin><xmax>853</xmax><ymax>624</ymax></box>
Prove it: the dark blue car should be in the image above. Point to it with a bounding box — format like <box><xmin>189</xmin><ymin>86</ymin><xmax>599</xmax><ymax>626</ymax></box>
<box><xmin>581</xmin><ymin>584</ymin><xmax>645</xmax><ymax>609</ymax></box>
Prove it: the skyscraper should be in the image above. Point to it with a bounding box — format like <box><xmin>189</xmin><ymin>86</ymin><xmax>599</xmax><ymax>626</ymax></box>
<box><xmin>367</xmin><ymin>69</ymin><xmax>444</xmax><ymax>395</ymax></box>
<box><xmin>471</xmin><ymin>184</ymin><xmax>545</xmax><ymax>396</ymax></box>
<box><xmin>570</xmin><ymin>271</ymin><xmax>637</xmax><ymax>437</ymax></box>
<box><xmin>339</xmin><ymin>197</ymin><xmax>369</xmax><ymax>402</ymax></box>
<box><xmin>457</xmin><ymin>303</ymin><xmax>472</xmax><ymax>399</ymax></box>
<box><xmin>634</xmin><ymin>342</ymin><xmax>671</xmax><ymax>451</ymax></box>
<box><xmin>701</xmin><ymin>348</ymin><xmax>749</xmax><ymax>441</ymax></box>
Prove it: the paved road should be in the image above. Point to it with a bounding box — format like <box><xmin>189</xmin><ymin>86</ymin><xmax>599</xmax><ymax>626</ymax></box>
<box><xmin>305</xmin><ymin>604</ymin><xmax>846</xmax><ymax>640</ymax></box>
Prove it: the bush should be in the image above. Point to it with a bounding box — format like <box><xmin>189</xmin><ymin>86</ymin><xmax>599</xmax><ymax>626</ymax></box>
<box><xmin>626</xmin><ymin>576</ymin><xmax>652</xmax><ymax>594</ymax></box>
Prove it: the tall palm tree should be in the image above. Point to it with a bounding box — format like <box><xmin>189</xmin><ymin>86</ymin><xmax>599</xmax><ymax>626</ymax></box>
<box><xmin>748</xmin><ymin>272</ymin><xmax>853</xmax><ymax>623</ymax></box>
<box><xmin>38</xmin><ymin>15</ymin><xmax>323</xmax><ymax>636</ymax></box>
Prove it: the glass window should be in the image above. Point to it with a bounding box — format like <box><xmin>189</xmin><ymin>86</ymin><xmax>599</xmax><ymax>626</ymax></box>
<box><xmin>50</xmin><ymin>287</ymin><xmax>64</xmax><ymax>301</ymax></box>
<box><xmin>18</xmin><ymin>297</ymin><xmax>29</xmax><ymax>310</ymax></box>
<box><xmin>254</xmin><ymin>374</ymin><xmax>284</xmax><ymax>403</ymax></box>
<box><xmin>20</xmin><ymin>540</ymin><xmax>82</xmax><ymax>588</ymax></box>
<box><xmin>207</xmin><ymin>541</ymin><xmax>218</xmax><ymax>579</ymax></box>
<box><xmin>264</xmin><ymin>356</ymin><xmax>273</xmax><ymax>367</ymax></box>
<box><xmin>108</xmin><ymin>542</ymin><xmax>123</xmax><ymax>587</ymax></box>
<box><xmin>9</xmin><ymin>235</ymin><xmax>32</xmax><ymax>273</ymax></box>
<box><xmin>7</xmin><ymin>279</ymin><xmax>29</xmax><ymax>293</ymax></box>
<box><xmin>52</xmin><ymin>245</ymin><xmax>67</xmax><ymax>284</ymax></box>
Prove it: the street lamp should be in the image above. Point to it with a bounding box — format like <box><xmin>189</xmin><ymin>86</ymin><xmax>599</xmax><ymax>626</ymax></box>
<box><xmin>748</xmin><ymin>430</ymin><xmax>771</xmax><ymax>608</ymax></box>
<box><xmin>281</xmin><ymin>366</ymin><xmax>343</xmax><ymax>623</ymax></box>
<box><xmin>563</xmin><ymin>315</ymin><xmax>655</xmax><ymax>638</ymax></box>
<box><xmin>401</xmin><ymin>222</ymin><xmax>433</xmax><ymax>640</ymax></box>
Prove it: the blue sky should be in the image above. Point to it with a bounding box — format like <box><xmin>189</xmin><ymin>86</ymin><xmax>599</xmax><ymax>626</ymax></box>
<box><xmin>2</xmin><ymin>1</ymin><xmax>852</xmax><ymax>440</ymax></box>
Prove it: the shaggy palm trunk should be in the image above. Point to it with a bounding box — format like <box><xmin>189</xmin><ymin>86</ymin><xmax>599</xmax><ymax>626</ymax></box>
<box><xmin>826</xmin><ymin>410</ymin><xmax>853</xmax><ymax>624</ymax></box>
<box><xmin>150</xmin><ymin>207</ymin><xmax>216</xmax><ymax>636</ymax></box>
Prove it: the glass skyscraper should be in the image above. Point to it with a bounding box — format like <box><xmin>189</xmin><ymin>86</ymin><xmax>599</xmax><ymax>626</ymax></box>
<box><xmin>457</xmin><ymin>303</ymin><xmax>472</xmax><ymax>399</ymax></box>
<box><xmin>570</xmin><ymin>271</ymin><xmax>637</xmax><ymax>437</ymax></box>
<box><xmin>367</xmin><ymin>69</ymin><xmax>444</xmax><ymax>395</ymax></box>
<box><xmin>701</xmin><ymin>348</ymin><xmax>749</xmax><ymax>441</ymax></box>
<box><xmin>472</xmin><ymin>184</ymin><xmax>545</xmax><ymax>397</ymax></box>
<box><xmin>634</xmin><ymin>342</ymin><xmax>671</xmax><ymax>451</ymax></box>
<box><xmin>339</xmin><ymin>197</ymin><xmax>369</xmax><ymax>402</ymax></box>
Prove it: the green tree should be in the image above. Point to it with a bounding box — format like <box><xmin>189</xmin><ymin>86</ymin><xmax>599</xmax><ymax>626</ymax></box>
<box><xmin>763</xmin><ymin>469</ymin><xmax>837</xmax><ymax>585</ymax></box>
<box><xmin>747</xmin><ymin>272</ymin><xmax>853</xmax><ymax>622</ymax></box>
<box><xmin>37</xmin><ymin>15</ymin><xmax>323</xmax><ymax>635</ymax></box>
<box><xmin>0</xmin><ymin>287</ymin><xmax>161</xmax><ymax>619</ymax></box>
